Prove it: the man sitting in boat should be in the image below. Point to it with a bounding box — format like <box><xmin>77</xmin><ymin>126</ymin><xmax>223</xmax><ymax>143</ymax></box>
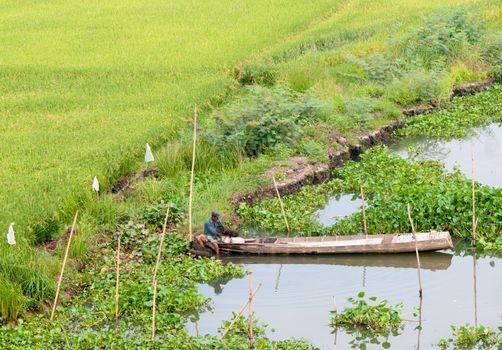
<box><xmin>195</xmin><ymin>211</ymin><xmax>239</xmax><ymax>257</ymax></box>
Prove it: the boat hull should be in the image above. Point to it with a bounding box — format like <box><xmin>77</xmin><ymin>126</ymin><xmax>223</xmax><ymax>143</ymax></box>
<box><xmin>219</xmin><ymin>232</ymin><xmax>453</xmax><ymax>255</ymax></box>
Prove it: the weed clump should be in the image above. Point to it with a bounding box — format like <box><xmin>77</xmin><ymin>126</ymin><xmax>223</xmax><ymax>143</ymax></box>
<box><xmin>331</xmin><ymin>292</ymin><xmax>403</xmax><ymax>333</ymax></box>
<box><xmin>233</xmin><ymin>63</ymin><xmax>278</xmax><ymax>87</ymax></box>
<box><xmin>396</xmin><ymin>8</ymin><xmax>484</xmax><ymax>68</ymax></box>
<box><xmin>438</xmin><ymin>323</ymin><xmax>502</xmax><ymax>349</ymax></box>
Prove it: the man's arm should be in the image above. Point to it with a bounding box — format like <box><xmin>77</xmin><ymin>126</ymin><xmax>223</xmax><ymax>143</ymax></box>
<box><xmin>216</xmin><ymin>221</ymin><xmax>225</xmax><ymax>234</ymax></box>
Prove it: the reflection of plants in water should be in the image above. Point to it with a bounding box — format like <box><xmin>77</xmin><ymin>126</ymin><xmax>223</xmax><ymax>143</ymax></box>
<box><xmin>338</xmin><ymin>326</ymin><xmax>400</xmax><ymax>349</ymax></box>
<box><xmin>331</xmin><ymin>292</ymin><xmax>404</xmax><ymax>349</ymax></box>
<box><xmin>437</xmin><ymin>323</ymin><xmax>502</xmax><ymax>349</ymax></box>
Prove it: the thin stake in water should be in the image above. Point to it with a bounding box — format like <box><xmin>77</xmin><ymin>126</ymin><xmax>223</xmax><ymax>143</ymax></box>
<box><xmin>188</xmin><ymin>106</ymin><xmax>197</xmax><ymax>241</ymax></box>
<box><xmin>272</xmin><ymin>176</ymin><xmax>290</xmax><ymax>237</ymax></box>
<box><xmin>249</xmin><ymin>272</ymin><xmax>254</xmax><ymax>347</ymax></box>
<box><xmin>115</xmin><ymin>237</ymin><xmax>121</xmax><ymax>334</ymax></box>
<box><xmin>471</xmin><ymin>151</ymin><xmax>476</xmax><ymax>246</ymax></box>
<box><xmin>152</xmin><ymin>207</ymin><xmax>170</xmax><ymax>339</ymax></box>
<box><xmin>274</xmin><ymin>264</ymin><xmax>283</xmax><ymax>292</ymax></box>
<box><xmin>51</xmin><ymin>210</ymin><xmax>79</xmax><ymax>321</ymax></box>
<box><xmin>407</xmin><ymin>204</ymin><xmax>423</xmax><ymax>298</ymax></box>
<box><xmin>473</xmin><ymin>253</ymin><xmax>478</xmax><ymax>327</ymax></box>
<box><xmin>361</xmin><ymin>185</ymin><xmax>368</xmax><ymax>239</ymax></box>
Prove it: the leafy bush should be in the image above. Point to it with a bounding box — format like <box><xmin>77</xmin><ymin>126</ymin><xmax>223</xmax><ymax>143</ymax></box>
<box><xmin>397</xmin><ymin>9</ymin><xmax>484</xmax><ymax>68</ymax></box>
<box><xmin>385</xmin><ymin>70</ymin><xmax>442</xmax><ymax>105</ymax></box>
<box><xmin>482</xmin><ymin>34</ymin><xmax>502</xmax><ymax>65</ymax></box>
<box><xmin>213</xmin><ymin>86</ymin><xmax>322</xmax><ymax>157</ymax></box>
<box><xmin>348</xmin><ymin>53</ymin><xmax>404</xmax><ymax>83</ymax></box>
<box><xmin>300</xmin><ymin>140</ymin><xmax>328</xmax><ymax>163</ymax></box>
<box><xmin>137</xmin><ymin>200</ymin><xmax>184</xmax><ymax>228</ymax></box>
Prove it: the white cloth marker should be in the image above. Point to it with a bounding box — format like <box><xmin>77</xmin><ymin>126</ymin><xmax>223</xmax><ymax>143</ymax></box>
<box><xmin>145</xmin><ymin>143</ymin><xmax>154</xmax><ymax>163</ymax></box>
<box><xmin>92</xmin><ymin>176</ymin><xmax>100</xmax><ymax>192</ymax></box>
<box><xmin>7</xmin><ymin>223</ymin><xmax>16</xmax><ymax>245</ymax></box>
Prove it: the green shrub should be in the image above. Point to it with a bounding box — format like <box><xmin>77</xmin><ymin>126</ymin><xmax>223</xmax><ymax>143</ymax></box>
<box><xmin>385</xmin><ymin>70</ymin><xmax>442</xmax><ymax>105</ymax></box>
<box><xmin>233</xmin><ymin>63</ymin><xmax>277</xmax><ymax>87</ymax></box>
<box><xmin>397</xmin><ymin>9</ymin><xmax>484</xmax><ymax>68</ymax></box>
<box><xmin>288</xmin><ymin>69</ymin><xmax>317</xmax><ymax>92</ymax></box>
<box><xmin>137</xmin><ymin>200</ymin><xmax>184</xmax><ymax>228</ymax></box>
<box><xmin>213</xmin><ymin>86</ymin><xmax>322</xmax><ymax>157</ymax></box>
<box><xmin>300</xmin><ymin>140</ymin><xmax>328</xmax><ymax>163</ymax></box>
<box><xmin>348</xmin><ymin>53</ymin><xmax>403</xmax><ymax>83</ymax></box>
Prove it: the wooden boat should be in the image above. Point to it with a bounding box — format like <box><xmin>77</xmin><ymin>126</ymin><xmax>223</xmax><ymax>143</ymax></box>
<box><xmin>219</xmin><ymin>231</ymin><xmax>453</xmax><ymax>255</ymax></box>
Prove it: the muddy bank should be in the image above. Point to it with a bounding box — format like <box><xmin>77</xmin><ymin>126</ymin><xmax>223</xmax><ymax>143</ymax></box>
<box><xmin>231</xmin><ymin>80</ymin><xmax>494</xmax><ymax>208</ymax></box>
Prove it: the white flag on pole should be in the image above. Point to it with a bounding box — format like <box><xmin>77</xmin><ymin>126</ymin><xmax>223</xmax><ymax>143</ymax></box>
<box><xmin>7</xmin><ymin>223</ymin><xmax>16</xmax><ymax>245</ymax></box>
<box><xmin>92</xmin><ymin>176</ymin><xmax>100</xmax><ymax>192</ymax></box>
<box><xmin>145</xmin><ymin>143</ymin><xmax>154</xmax><ymax>163</ymax></box>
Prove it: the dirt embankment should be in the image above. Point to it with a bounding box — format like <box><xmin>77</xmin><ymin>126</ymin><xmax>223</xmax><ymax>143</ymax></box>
<box><xmin>231</xmin><ymin>79</ymin><xmax>494</xmax><ymax>208</ymax></box>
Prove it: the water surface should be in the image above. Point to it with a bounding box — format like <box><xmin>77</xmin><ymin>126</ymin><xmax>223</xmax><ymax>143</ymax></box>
<box><xmin>315</xmin><ymin>194</ymin><xmax>361</xmax><ymax>227</ymax></box>
<box><xmin>389</xmin><ymin>123</ymin><xmax>502</xmax><ymax>188</ymax></box>
<box><xmin>189</xmin><ymin>252</ymin><xmax>501</xmax><ymax>349</ymax></box>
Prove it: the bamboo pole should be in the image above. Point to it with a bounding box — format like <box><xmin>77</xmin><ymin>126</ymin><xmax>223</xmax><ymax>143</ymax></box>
<box><xmin>220</xmin><ymin>283</ymin><xmax>262</xmax><ymax>339</ymax></box>
<box><xmin>272</xmin><ymin>176</ymin><xmax>290</xmax><ymax>237</ymax></box>
<box><xmin>471</xmin><ymin>151</ymin><xmax>476</xmax><ymax>246</ymax></box>
<box><xmin>188</xmin><ymin>107</ymin><xmax>197</xmax><ymax>242</ymax></box>
<box><xmin>274</xmin><ymin>264</ymin><xmax>283</xmax><ymax>292</ymax></box>
<box><xmin>152</xmin><ymin>207</ymin><xmax>170</xmax><ymax>339</ymax></box>
<box><xmin>361</xmin><ymin>186</ymin><xmax>368</xmax><ymax>239</ymax></box>
<box><xmin>407</xmin><ymin>204</ymin><xmax>423</xmax><ymax>298</ymax></box>
<box><xmin>416</xmin><ymin>293</ymin><xmax>423</xmax><ymax>350</ymax></box>
<box><xmin>473</xmin><ymin>253</ymin><xmax>478</xmax><ymax>327</ymax></box>
<box><xmin>249</xmin><ymin>272</ymin><xmax>254</xmax><ymax>348</ymax></box>
<box><xmin>50</xmin><ymin>210</ymin><xmax>79</xmax><ymax>321</ymax></box>
<box><xmin>114</xmin><ymin>237</ymin><xmax>121</xmax><ymax>334</ymax></box>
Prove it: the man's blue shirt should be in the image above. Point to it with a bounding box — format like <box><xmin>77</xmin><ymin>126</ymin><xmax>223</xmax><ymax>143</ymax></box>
<box><xmin>204</xmin><ymin>218</ymin><xmax>223</xmax><ymax>239</ymax></box>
